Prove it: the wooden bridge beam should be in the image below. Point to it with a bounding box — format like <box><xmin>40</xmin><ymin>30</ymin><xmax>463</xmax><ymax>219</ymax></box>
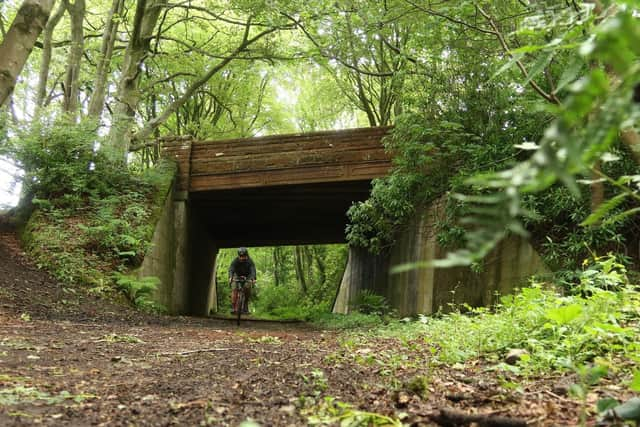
<box><xmin>161</xmin><ymin>126</ymin><xmax>392</xmax><ymax>193</ymax></box>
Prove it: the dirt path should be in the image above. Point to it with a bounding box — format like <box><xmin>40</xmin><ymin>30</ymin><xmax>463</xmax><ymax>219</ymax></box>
<box><xmin>0</xmin><ymin>221</ymin><xmax>605</xmax><ymax>426</ymax></box>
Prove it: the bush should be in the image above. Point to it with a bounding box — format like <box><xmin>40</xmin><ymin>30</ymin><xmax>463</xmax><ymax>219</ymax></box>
<box><xmin>525</xmin><ymin>184</ymin><xmax>635</xmax><ymax>271</ymax></box>
<box><xmin>346</xmin><ymin>116</ymin><xmax>472</xmax><ymax>253</ymax></box>
<box><xmin>252</xmin><ymin>284</ymin><xmax>311</xmax><ymax>320</ymax></box>
<box><xmin>8</xmin><ymin>118</ymin><xmax>127</xmax><ymax>208</ymax></box>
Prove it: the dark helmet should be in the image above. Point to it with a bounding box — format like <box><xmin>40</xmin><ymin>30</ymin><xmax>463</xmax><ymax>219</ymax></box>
<box><xmin>238</xmin><ymin>247</ymin><xmax>249</xmax><ymax>256</ymax></box>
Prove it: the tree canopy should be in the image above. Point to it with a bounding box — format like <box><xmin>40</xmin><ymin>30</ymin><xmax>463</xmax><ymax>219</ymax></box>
<box><xmin>0</xmin><ymin>0</ymin><xmax>638</xmax><ymax>269</ymax></box>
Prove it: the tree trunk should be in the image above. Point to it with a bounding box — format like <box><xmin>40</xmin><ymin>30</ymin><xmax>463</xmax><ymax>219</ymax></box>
<box><xmin>344</xmin><ymin>15</ymin><xmax>378</xmax><ymax>127</ymax></box>
<box><xmin>273</xmin><ymin>247</ymin><xmax>286</xmax><ymax>286</ymax></box>
<box><xmin>108</xmin><ymin>0</ymin><xmax>162</xmax><ymax>161</ymax></box>
<box><xmin>312</xmin><ymin>247</ymin><xmax>326</xmax><ymax>286</ymax></box>
<box><xmin>62</xmin><ymin>0</ymin><xmax>85</xmax><ymax>118</ymax></box>
<box><xmin>294</xmin><ymin>246</ymin><xmax>308</xmax><ymax>294</ymax></box>
<box><xmin>35</xmin><ymin>0</ymin><xmax>65</xmax><ymax>109</ymax></box>
<box><xmin>621</xmin><ymin>129</ymin><xmax>640</xmax><ymax>165</ymax></box>
<box><xmin>87</xmin><ymin>0</ymin><xmax>124</xmax><ymax>118</ymax></box>
<box><xmin>0</xmin><ymin>0</ymin><xmax>56</xmax><ymax>107</ymax></box>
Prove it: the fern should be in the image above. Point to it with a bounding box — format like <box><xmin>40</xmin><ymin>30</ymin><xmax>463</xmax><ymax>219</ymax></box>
<box><xmin>113</xmin><ymin>273</ymin><xmax>166</xmax><ymax>312</ymax></box>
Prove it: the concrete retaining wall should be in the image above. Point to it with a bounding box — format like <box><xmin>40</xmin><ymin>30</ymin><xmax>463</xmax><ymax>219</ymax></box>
<box><xmin>135</xmin><ymin>186</ymin><xmax>180</xmax><ymax>311</ymax></box>
<box><xmin>136</xmin><ymin>185</ymin><xmax>217</xmax><ymax>316</ymax></box>
<box><xmin>334</xmin><ymin>199</ymin><xmax>547</xmax><ymax>315</ymax></box>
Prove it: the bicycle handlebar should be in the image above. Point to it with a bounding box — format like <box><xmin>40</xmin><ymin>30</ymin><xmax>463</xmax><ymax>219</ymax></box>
<box><xmin>230</xmin><ymin>276</ymin><xmax>255</xmax><ymax>287</ymax></box>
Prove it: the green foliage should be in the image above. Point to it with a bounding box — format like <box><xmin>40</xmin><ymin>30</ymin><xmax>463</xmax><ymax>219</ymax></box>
<box><xmin>304</xmin><ymin>396</ymin><xmax>403</xmax><ymax>427</ymax></box>
<box><xmin>23</xmin><ymin>210</ymin><xmax>108</xmax><ymax>286</ymax></box>
<box><xmin>301</xmin><ymin>368</ymin><xmax>328</xmax><ymax>396</ymax></box>
<box><xmin>405</xmin><ymin>375</ymin><xmax>430</xmax><ymax>400</ymax></box>
<box><xmin>631</xmin><ymin>370</ymin><xmax>640</xmax><ymax>392</ymax></box>
<box><xmin>347</xmin><ymin>116</ymin><xmax>485</xmax><ymax>253</ymax></box>
<box><xmin>215</xmin><ymin>245</ymin><xmax>347</xmax><ymax>320</ymax></box>
<box><xmin>372</xmin><ymin>271</ymin><xmax>639</xmax><ymax>376</ymax></box>
<box><xmin>215</xmin><ymin>246</ymin><xmax>390</xmax><ymax>326</ymax></box>
<box><xmin>570</xmin><ymin>362</ymin><xmax>610</xmax><ymax>425</ymax></box>
<box><xmin>12</xmin><ymin>119</ymin><xmax>175</xmax><ymax>306</ymax></box>
<box><xmin>526</xmin><ymin>182</ymin><xmax>635</xmax><ymax>271</ymax></box>
<box><xmin>316</xmin><ymin>265</ymin><xmax>638</xmax><ymax>422</ymax></box>
<box><xmin>252</xmin><ymin>284</ymin><xmax>311</xmax><ymax>320</ymax></box>
<box><xmin>346</xmin><ymin>47</ymin><xmax>551</xmax><ymax>254</ymax></box>
<box><xmin>0</xmin><ymin>386</ymin><xmax>93</xmax><ymax>406</ymax></box>
<box><xmin>114</xmin><ymin>273</ymin><xmax>166</xmax><ymax>313</ymax></box>
<box><xmin>574</xmin><ymin>253</ymin><xmax>629</xmax><ymax>293</ymax></box>
<box><xmin>0</xmin><ymin>374</ymin><xmax>96</xmax><ymax>406</ymax></box>
<box><xmin>8</xmin><ymin>118</ymin><xmax>141</xmax><ymax>208</ymax></box>
<box><xmin>339</xmin><ymin>1</ymin><xmax>639</xmax><ymax>272</ymax></box>
<box><xmin>75</xmin><ymin>192</ymin><xmax>154</xmax><ymax>263</ymax></box>
<box><xmin>349</xmin><ymin>290</ymin><xmax>391</xmax><ymax>316</ymax></box>
<box><xmin>440</xmin><ymin>3</ymin><xmax>640</xmax><ymax>266</ymax></box>
<box><xmin>604</xmin><ymin>397</ymin><xmax>640</xmax><ymax>423</ymax></box>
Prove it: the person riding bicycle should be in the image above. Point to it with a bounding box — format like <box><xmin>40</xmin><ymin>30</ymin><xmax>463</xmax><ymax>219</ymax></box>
<box><xmin>228</xmin><ymin>247</ymin><xmax>256</xmax><ymax>314</ymax></box>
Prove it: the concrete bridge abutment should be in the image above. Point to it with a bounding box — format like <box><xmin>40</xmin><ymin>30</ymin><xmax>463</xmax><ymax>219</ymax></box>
<box><xmin>136</xmin><ymin>185</ymin><xmax>218</xmax><ymax>316</ymax></box>
<box><xmin>333</xmin><ymin>198</ymin><xmax>548</xmax><ymax>316</ymax></box>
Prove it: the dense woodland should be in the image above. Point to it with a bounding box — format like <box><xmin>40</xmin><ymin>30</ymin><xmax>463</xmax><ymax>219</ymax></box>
<box><xmin>0</xmin><ymin>0</ymin><xmax>640</xmax><ymax>424</ymax></box>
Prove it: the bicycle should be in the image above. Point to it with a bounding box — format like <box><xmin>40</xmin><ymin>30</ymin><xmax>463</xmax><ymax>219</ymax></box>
<box><xmin>231</xmin><ymin>276</ymin><xmax>251</xmax><ymax>326</ymax></box>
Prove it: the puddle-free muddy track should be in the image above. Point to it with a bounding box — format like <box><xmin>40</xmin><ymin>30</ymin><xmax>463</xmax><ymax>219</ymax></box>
<box><xmin>0</xmin><ymin>222</ymin><xmax>617</xmax><ymax>426</ymax></box>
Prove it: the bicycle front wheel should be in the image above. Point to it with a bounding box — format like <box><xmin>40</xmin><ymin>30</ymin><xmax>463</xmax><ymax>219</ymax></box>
<box><xmin>236</xmin><ymin>291</ymin><xmax>244</xmax><ymax>326</ymax></box>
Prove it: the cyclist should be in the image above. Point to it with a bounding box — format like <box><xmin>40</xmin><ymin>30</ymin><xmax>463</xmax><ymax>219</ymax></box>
<box><xmin>228</xmin><ymin>247</ymin><xmax>256</xmax><ymax>314</ymax></box>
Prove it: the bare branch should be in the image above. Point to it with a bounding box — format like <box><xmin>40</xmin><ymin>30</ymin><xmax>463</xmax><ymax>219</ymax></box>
<box><xmin>33</xmin><ymin>33</ymin><xmax>103</xmax><ymax>49</ymax></box>
<box><xmin>130</xmin><ymin>17</ymin><xmax>284</xmax><ymax>144</ymax></box>
<box><xmin>154</xmin><ymin>2</ymin><xmax>276</xmax><ymax>28</ymax></box>
<box><xmin>144</xmin><ymin>71</ymin><xmax>197</xmax><ymax>87</ymax></box>
<box><xmin>381</xmin><ymin>38</ymin><xmax>417</xmax><ymax>65</ymax></box>
<box><xmin>403</xmin><ymin>0</ymin><xmax>495</xmax><ymax>35</ymax></box>
<box><xmin>282</xmin><ymin>13</ymin><xmax>395</xmax><ymax>78</ymax></box>
<box><xmin>475</xmin><ymin>5</ymin><xmax>561</xmax><ymax>105</ymax></box>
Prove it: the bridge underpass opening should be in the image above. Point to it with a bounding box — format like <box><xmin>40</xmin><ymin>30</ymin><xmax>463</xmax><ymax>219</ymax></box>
<box><xmin>149</xmin><ymin>127</ymin><xmax>545</xmax><ymax>317</ymax></box>
<box><xmin>188</xmin><ymin>180</ymin><xmax>373</xmax><ymax>317</ymax></box>
<box><xmin>150</xmin><ymin>127</ymin><xmax>393</xmax><ymax>315</ymax></box>
<box><xmin>212</xmin><ymin>243</ymin><xmax>348</xmax><ymax>319</ymax></box>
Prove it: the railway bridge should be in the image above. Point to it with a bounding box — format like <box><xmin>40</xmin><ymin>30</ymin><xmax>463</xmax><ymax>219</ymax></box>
<box><xmin>139</xmin><ymin>127</ymin><xmax>393</xmax><ymax>314</ymax></box>
<box><xmin>139</xmin><ymin>126</ymin><xmax>546</xmax><ymax>316</ymax></box>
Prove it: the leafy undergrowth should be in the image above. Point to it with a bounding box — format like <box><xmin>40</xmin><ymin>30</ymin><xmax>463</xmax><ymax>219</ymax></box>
<box><xmin>5</xmin><ymin>118</ymin><xmax>174</xmax><ymax>311</ymax></box>
<box><xmin>324</xmin><ymin>255</ymin><xmax>640</xmax><ymax>424</ymax></box>
<box><xmin>394</xmin><ymin>257</ymin><xmax>638</xmax><ymax>370</ymax></box>
<box><xmin>20</xmin><ymin>166</ymin><xmax>173</xmax><ymax>310</ymax></box>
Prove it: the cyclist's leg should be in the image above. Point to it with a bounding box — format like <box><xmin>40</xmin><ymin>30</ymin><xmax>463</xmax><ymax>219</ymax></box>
<box><xmin>242</xmin><ymin>285</ymin><xmax>251</xmax><ymax>314</ymax></box>
<box><xmin>236</xmin><ymin>291</ymin><xmax>244</xmax><ymax>325</ymax></box>
<box><xmin>231</xmin><ymin>287</ymin><xmax>238</xmax><ymax>314</ymax></box>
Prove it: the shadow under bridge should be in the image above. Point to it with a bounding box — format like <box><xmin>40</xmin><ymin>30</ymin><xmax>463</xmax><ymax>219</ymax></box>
<box><xmin>190</xmin><ymin>180</ymin><xmax>376</xmax><ymax>248</ymax></box>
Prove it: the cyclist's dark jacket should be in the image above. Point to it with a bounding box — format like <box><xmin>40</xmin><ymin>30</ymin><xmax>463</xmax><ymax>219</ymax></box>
<box><xmin>228</xmin><ymin>256</ymin><xmax>256</xmax><ymax>281</ymax></box>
